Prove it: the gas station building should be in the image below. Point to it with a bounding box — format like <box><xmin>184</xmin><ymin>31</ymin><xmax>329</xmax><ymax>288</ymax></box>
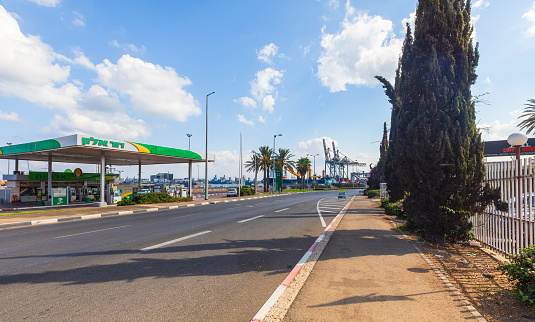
<box><xmin>0</xmin><ymin>134</ymin><xmax>214</xmax><ymax>206</ymax></box>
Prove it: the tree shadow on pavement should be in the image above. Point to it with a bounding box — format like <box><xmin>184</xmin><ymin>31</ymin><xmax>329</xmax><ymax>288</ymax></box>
<box><xmin>0</xmin><ymin>227</ymin><xmax>415</xmax><ymax>287</ymax></box>
<box><xmin>308</xmin><ymin>290</ymin><xmax>450</xmax><ymax>307</ymax></box>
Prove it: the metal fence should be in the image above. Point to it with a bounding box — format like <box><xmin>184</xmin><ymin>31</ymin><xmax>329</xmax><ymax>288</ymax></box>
<box><xmin>471</xmin><ymin>158</ymin><xmax>535</xmax><ymax>255</ymax></box>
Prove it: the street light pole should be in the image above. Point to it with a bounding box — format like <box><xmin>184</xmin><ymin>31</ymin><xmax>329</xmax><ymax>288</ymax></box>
<box><xmin>187</xmin><ymin>134</ymin><xmax>192</xmax><ymax>150</ymax></box>
<box><xmin>307</xmin><ymin>153</ymin><xmax>319</xmax><ymax>189</ymax></box>
<box><xmin>205</xmin><ymin>92</ymin><xmax>215</xmax><ymax>200</ymax></box>
<box><xmin>272</xmin><ymin>134</ymin><xmax>282</xmax><ymax>194</ymax></box>
<box><xmin>508</xmin><ymin>132</ymin><xmax>528</xmax><ymax>248</ymax></box>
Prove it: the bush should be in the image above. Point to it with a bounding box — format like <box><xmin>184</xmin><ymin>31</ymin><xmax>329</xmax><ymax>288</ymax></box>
<box><xmin>380</xmin><ymin>197</ymin><xmax>390</xmax><ymax>208</ymax></box>
<box><xmin>383</xmin><ymin>199</ymin><xmax>407</xmax><ymax>219</ymax></box>
<box><xmin>497</xmin><ymin>245</ymin><xmax>535</xmax><ymax>306</ymax></box>
<box><xmin>240</xmin><ymin>186</ymin><xmax>255</xmax><ymax>196</ymax></box>
<box><xmin>366</xmin><ymin>189</ymin><xmax>380</xmax><ymax>198</ymax></box>
<box><xmin>117</xmin><ymin>192</ymin><xmax>187</xmax><ymax>206</ymax></box>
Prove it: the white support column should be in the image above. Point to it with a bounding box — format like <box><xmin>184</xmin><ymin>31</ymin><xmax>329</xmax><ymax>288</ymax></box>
<box><xmin>188</xmin><ymin>161</ymin><xmax>193</xmax><ymax>198</ymax></box>
<box><xmin>138</xmin><ymin>160</ymin><xmax>142</xmax><ymax>189</ymax></box>
<box><xmin>95</xmin><ymin>152</ymin><xmax>107</xmax><ymax>207</ymax></box>
<box><xmin>101</xmin><ymin>153</ymin><xmax>105</xmax><ymax>203</ymax></box>
<box><xmin>47</xmin><ymin>154</ymin><xmax>52</xmax><ymax>206</ymax></box>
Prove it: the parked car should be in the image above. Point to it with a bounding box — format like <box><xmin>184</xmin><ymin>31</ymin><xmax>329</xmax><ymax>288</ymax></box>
<box><xmin>227</xmin><ymin>188</ymin><xmax>238</xmax><ymax>197</ymax></box>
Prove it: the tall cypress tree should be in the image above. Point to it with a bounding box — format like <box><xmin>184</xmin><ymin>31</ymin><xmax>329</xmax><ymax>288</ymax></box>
<box><xmin>376</xmin><ymin>0</ymin><xmax>488</xmax><ymax>242</ymax></box>
<box><xmin>377</xmin><ymin>122</ymin><xmax>389</xmax><ymax>183</ymax></box>
<box><xmin>367</xmin><ymin>122</ymin><xmax>389</xmax><ymax>190</ymax></box>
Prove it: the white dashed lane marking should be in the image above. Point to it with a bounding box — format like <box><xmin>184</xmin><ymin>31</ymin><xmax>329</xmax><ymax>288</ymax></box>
<box><xmin>140</xmin><ymin>231</ymin><xmax>212</xmax><ymax>251</ymax></box>
<box><xmin>238</xmin><ymin>215</ymin><xmax>265</xmax><ymax>223</ymax></box>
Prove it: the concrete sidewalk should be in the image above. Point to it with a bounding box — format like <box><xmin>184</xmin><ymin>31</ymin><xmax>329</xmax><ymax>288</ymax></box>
<box><xmin>281</xmin><ymin>196</ymin><xmax>483</xmax><ymax>321</ymax></box>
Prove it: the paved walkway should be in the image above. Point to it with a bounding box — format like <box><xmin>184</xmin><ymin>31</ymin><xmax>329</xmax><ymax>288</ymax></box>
<box><xmin>283</xmin><ymin>196</ymin><xmax>480</xmax><ymax>321</ymax></box>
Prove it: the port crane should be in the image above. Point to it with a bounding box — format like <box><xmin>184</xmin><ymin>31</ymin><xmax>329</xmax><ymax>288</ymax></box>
<box><xmin>323</xmin><ymin>139</ymin><xmax>365</xmax><ymax>183</ymax></box>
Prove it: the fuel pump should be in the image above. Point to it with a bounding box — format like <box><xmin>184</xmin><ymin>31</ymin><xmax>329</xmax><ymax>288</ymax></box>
<box><xmin>178</xmin><ymin>185</ymin><xmax>188</xmax><ymax>198</ymax></box>
<box><xmin>107</xmin><ymin>184</ymin><xmax>122</xmax><ymax>204</ymax></box>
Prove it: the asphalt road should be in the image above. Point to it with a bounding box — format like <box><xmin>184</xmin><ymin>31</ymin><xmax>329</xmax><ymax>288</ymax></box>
<box><xmin>0</xmin><ymin>190</ymin><xmax>358</xmax><ymax>321</ymax></box>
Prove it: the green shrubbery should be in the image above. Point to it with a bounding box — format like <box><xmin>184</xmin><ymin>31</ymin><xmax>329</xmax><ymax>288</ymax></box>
<box><xmin>240</xmin><ymin>186</ymin><xmax>255</xmax><ymax>196</ymax></box>
<box><xmin>364</xmin><ymin>189</ymin><xmax>380</xmax><ymax>198</ymax></box>
<box><xmin>497</xmin><ymin>245</ymin><xmax>535</xmax><ymax>306</ymax></box>
<box><xmin>117</xmin><ymin>192</ymin><xmax>192</xmax><ymax>206</ymax></box>
<box><xmin>380</xmin><ymin>197</ymin><xmax>407</xmax><ymax>219</ymax></box>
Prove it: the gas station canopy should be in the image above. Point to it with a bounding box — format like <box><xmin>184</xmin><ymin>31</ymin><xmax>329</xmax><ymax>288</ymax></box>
<box><xmin>0</xmin><ymin>134</ymin><xmax>214</xmax><ymax>165</ymax></box>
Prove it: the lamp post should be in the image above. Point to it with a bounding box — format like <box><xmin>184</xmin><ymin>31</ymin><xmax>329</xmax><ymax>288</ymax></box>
<box><xmin>187</xmin><ymin>134</ymin><xmax>192</xmax><ymax>150</ymax></box>
<box><xmin>6</xmin><ymin>142</ymin><xmax>12</xmax><ymax>174</ymax></box>
<box><xmin>273</xmin><ymin>134</ymin><xmax>282</xmax><ymax>194</ymax></box>
<box><xmin>508</xmin><ymin>132</ymin><xmax>528</xmax><ymax>237</ymax></box>
<box><xmin>307</xmin><ymin>153</ymin><xmax>319</xmax><ymax>188</ymax></box>
<box><xmin>205</xmin><ymin>92</ymin><xmax>215</xmax><ymax>200</ymax></box>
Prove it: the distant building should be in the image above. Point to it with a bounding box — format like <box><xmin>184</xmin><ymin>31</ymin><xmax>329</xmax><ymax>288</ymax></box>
<box><xmin>150</xmin><ymin>172</ymin><xmax>174</xmax><ymax>183</ymax></box>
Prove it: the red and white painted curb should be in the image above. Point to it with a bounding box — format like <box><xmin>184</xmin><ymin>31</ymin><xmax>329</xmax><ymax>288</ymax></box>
<box><xmin>250</xmin><ymin>196</ymin><xmax>355</xmax><ymax>322</ymax></box>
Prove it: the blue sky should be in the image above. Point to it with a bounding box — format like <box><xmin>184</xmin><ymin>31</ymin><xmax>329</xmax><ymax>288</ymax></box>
<box><xmin>0</xmin><ymin>0</ymin><xmax>534</xmax><ymax>180</ymax></box>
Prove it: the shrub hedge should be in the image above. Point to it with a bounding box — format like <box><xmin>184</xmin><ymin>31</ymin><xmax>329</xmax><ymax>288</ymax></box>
<box><xmin>240</xmin><ymin>186</ymin><xmax>255</xmax><ymax>196</ymax></box>
<box><xmin>365</xmin><ymin>189</ymin><xmax>380</xmax><ymax>198</ymax></box>
<box><xmin>117</xmin><ymin>192</ymin><xmax>191</xmax><ymax>206</ymax></box>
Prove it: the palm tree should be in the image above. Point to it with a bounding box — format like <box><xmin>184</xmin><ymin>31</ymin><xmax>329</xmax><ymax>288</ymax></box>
<box><xmin>275</xmin><ymin>148</ymin><xmax>295</xmax><ymax>191</ymax></box>
<box><xmin>258</xmin><ymin>145</ymin><xmax>273</xmax><ymax>192</ymax></box>
<box><xmin>276</xmin><ymin>148</ymin><xmax>296</xmax><ymax>173</ymax></box>
<box><xmin>245</xmin><ymin>151</ymin><xmax>261</xmax><ymax>194</ymax></box>
<box><xmin>518</xmin><ymin>99</ymin><xmax>535</xmax><ymax>134</ymax></box>
<box><xmin>296</xmin><ymin>157</ymin><xmax>311</xmax><ymax>189</ymax></box>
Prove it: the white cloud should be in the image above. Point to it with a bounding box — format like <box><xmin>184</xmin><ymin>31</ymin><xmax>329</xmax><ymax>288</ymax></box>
<box><xmin>233</xmin><ymin>96</ymin><xmax>257</xmax><ymax>108</ymax></box>
<box><xmin>233</xmin><ymin>67</ymin><xmax>284</xmax><ymax>116</ymax></box>
<box><xmin>72</xmin><ymin>49</ymin><xmax>95</xmax><ymax>70</ymax></box>
<box><xmin>28</xmin><ymin>0</ymin><xmax>61</xmax><ymax>7</ymax></box>
<box><xmin>523</xmin><ymin>1</ymin><xmax>535</xmax><ymax>37</ymax></box>
<box><xmin>109</xmin><ymin>40</ymin><xmax>146</xmax><ymax>53</ymax></box>
<box><xmin>8</xmin><ymin>11</ymin><xmax>22</xmax><ymax>21</ymax></box>
<box><xmin>472</xmin><ymin>0</ymin><xmax>490</xmax><ymax>9</ymax></box>
<box><xmin>479</xmin><ymin>119</ymin><xmax>521</xmax><ymax>141</ymax></box>
<box><xmin>508</xmin><ymin>108</ymin><xmax>523</xmax><ymax>118</ymax></box>
<box><xmin>0</xmin><ymin>110</ymin><xmax>21</xmax><ymax>121</ymax></box>
<box><xmin>261</xmin><ymin>95</ymin><xmax>276</xmax><ymax>113</ymax></box>
<box><xmin>303</xmin><ymin>44</ymin><xmax>311</xmax><ymax>56</ymax></box>
<box><xmin>317</xmin><ymin>1</ymin><xmax>403</xmax><ymax>92</ymax></box>
<box><xmin>0</xmin><ymin>6</ymin><xmax>188</xmax><ymax>138</ymax></box>
<box><xmin>258</xmin><ymin>115</ymin><xmax>266</xmax><ymax>123</ymax></box>
<box><xmin>329</xmin><ymin>0</ymin><xmax>340</xmax><ymax>9</ymax></box>
<box><xmin>72</xmin><ymin>11</ymin><xmax>85</xmax><ymax>27</ymax></box>
<box><xmin>250</xmin><ymin>68</ymin><xmax>283</xmax><ymax>101</ymax></box>
<box><xmin>344</xmin><ymin>0</ymin><xmax>355</xmax><ymax>18</ymax></box>
<box><xmin>257</xmin><ymin>43</ymin><xmax>279</xmax><ymax>64</ymax></box>
<box><xmin>79</xmin><ymin>85</ymin><xmax>123</xmax><ymax>112</ymax></box>
<box><xmin>43</xmin><ymin>111</ymin><xmax>149</xmax><ymax>139</ymax></box>
<box><xmin>296</xmin><ymin>137</ymin><xmax>336</xmax><ymax>158</ymax></box>
<box><xmin>210</xmin><ymin>150</ymin><xmax>240</xmax><ymax>178</ymax></box>
<box><xmin>95</xmin><ymin>55</ymin><xmax>201</xmax><ymax>121</ymax></box>
<box><xmin>471</xmin><ymin>15</ymin><xmax>481</xmax><ymax>41</ymax></box>
<box><xmin>401</xmin><ymin>10</ymin><xmax>416</xmax><ymax>33</ymax></box>
<box><xmin>0</xmin><ymin>6</ymin><xmax>77</xmax><ymax>109</ymax></box>
<box><xmin>237</xmin><ymin>114</ymin><xmax>255</xmax><ymax>125</ymax></box>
